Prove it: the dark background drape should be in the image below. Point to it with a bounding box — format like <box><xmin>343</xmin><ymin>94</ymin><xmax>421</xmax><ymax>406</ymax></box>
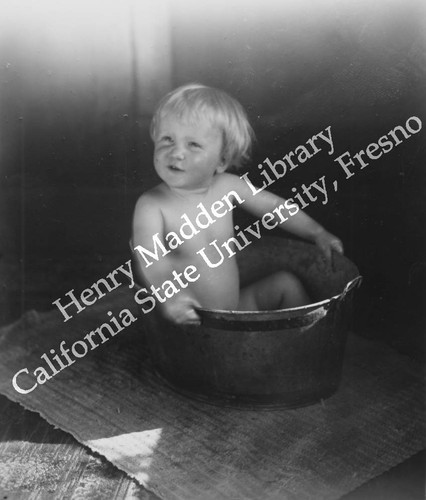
<box><xmin>1</xmin><ymin>0</ymin><xmax>424</xmax><ymax>348</ymax></box>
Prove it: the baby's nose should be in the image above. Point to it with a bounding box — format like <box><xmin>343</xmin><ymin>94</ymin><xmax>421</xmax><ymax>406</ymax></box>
<box><xmin>170</xmin><ymin>144</ymin><xmax>185</xmax><ymax>160</ymax></box>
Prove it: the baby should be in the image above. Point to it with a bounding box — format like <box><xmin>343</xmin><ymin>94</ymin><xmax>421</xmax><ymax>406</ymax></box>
<box><xmin>131</xmin><ymin>83</ymin><xmax>343</xmax><ymax>324</ymax></box>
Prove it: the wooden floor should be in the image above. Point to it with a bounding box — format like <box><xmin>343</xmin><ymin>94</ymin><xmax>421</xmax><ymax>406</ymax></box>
<box><xmin>0</xmin><ymin>392</ymin><xmax>424</xmax><ymax>499</ymax></box>
<box><xmin>0</xmin><ymin>395</ymin><xmax>159</xmax><ymax>499</ymax></box>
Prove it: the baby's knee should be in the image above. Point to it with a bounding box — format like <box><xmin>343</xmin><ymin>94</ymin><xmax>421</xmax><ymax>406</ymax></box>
<box><xmin>274</xmin><ymin>271</ymin><xmax>310</xmax><ymax>307</ymax></box>
<box><xmin>273</xmin><ymin>270</ymin><xmax>304</xmax><ymax>291</ymax></box>
<box><xmin>240</xmin><ymin>271</ymin><xmax>310</xmax><ymax>311</ymax></box>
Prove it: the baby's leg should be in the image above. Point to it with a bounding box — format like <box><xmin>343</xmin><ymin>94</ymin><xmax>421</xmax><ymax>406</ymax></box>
<box><xmin>239</xmin><ymin>271</ymin><xmax>310</xmax><ymax>311</ymax></box>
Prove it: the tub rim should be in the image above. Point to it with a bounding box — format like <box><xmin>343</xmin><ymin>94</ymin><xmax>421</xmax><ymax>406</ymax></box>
<box><xmin>195</xmin><ymin>275</ymin><xmax>362</xmax><ymax>322</ymax></box>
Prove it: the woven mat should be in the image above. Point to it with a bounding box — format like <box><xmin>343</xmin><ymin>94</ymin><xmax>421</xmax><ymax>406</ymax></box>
<box><xmin>0</xmin><ymin>288</ymin><xmax>424</xmax><ymax>500</ymax></box>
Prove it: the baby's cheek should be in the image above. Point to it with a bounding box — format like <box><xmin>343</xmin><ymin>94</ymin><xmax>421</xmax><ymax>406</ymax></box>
<box><xmin>153</xmin><ymin>145</ymin><xmax>167</xmax><ymax>158</ymax></box>
<box><xmin>153</xmin><ymin>156</ymin><xmax>163</xmax><ymax>175</ymax></box>
<box><xmin>192</xmin><ymin>154</ymin><xmax>210</xmax><ymax>169</ymax></box>
<box><xmin>153</xmin><ymin>153</ymin><xmax>163</xmax><ymax>166</ymax></box>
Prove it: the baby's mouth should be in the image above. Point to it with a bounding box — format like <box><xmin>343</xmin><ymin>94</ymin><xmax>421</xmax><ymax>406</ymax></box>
<box><xmin>168</xmin><ymin>164</ymin><xmax>184</xmax><ymax>172</ymax></box>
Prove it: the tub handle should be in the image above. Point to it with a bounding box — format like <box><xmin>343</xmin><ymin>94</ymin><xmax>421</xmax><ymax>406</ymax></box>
<box><xmin>341</xmin><ymin>276</ymin><xmax>363</xmax><ymax>298</ymax></box>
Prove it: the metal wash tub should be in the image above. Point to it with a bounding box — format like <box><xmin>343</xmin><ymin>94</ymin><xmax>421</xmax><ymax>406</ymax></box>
<box><xmin>144</xmin><ymin>237</ymin><xmax>362</xmax><ymax>409</ymax></box>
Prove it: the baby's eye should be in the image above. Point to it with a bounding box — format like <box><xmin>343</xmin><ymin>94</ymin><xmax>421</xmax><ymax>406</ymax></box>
<box><xmin>189</xmin><ymin>141</ymin><xmax>202</xmax><ymax>148</ymax></box>
<box><xmin>160</xmin><ymin>136</ymin><xmax>173</xmax><ymax>144</ymax></box>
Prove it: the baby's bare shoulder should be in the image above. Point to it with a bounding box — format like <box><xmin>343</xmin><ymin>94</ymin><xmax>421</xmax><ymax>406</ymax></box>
<box><xmin>213</xmin><ymin>172</ymin><xmax>241</xmax><ymax>193</ymax></box>
<box><xmin>135</xmin><ymin>185</ymin><xmax>166</xmax><ymax>210</ymax></box>
<box><xmin>133</xmin><ymin>192</ymin><xmax>164</xmax><ymax>229</ymax></box>
<box><xmin>211</xmin><ymin>172</ymin><xmax>249</xmax><ymax>204</ymax></box>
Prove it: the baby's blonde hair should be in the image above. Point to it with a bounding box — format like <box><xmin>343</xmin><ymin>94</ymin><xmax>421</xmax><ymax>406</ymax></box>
<box><xmin>150</xmin><ymin>83</ymin><xmax>255</xmax><ymax>170</ymax></box>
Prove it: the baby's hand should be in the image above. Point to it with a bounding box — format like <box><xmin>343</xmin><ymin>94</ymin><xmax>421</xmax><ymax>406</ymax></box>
<box><xmin>313</xmin><ymin>229</ymin><xmax>344</xmax><ymax>262</ymax></box>
<box><xmin>160</xmin><ymin>295</ymin><xmax>201</xmax><ymax>326</ymax></box>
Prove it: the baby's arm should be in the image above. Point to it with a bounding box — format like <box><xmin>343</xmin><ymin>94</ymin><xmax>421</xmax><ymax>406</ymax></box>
<box><xmin>132</xmin><ymin>194</ymin><xmax>201</xmax><ymax>324</ymax></box>
<box><xmin>226</xmin><ymin>174</ymin><xmax>343</xmax><ymax>260</ymax></box>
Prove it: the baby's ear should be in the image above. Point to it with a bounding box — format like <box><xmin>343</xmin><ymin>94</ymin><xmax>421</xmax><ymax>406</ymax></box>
<box><xmin>216</xmin><ymin>159</ymin><xmax>228</xmax><ymax>174</ymax></box>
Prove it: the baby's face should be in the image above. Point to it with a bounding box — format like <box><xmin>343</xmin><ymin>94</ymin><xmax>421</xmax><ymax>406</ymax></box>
<box><xmin>153</xmin><ymin>115</ymin><xmax>226</xmax><ymax>192</ymax></box>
